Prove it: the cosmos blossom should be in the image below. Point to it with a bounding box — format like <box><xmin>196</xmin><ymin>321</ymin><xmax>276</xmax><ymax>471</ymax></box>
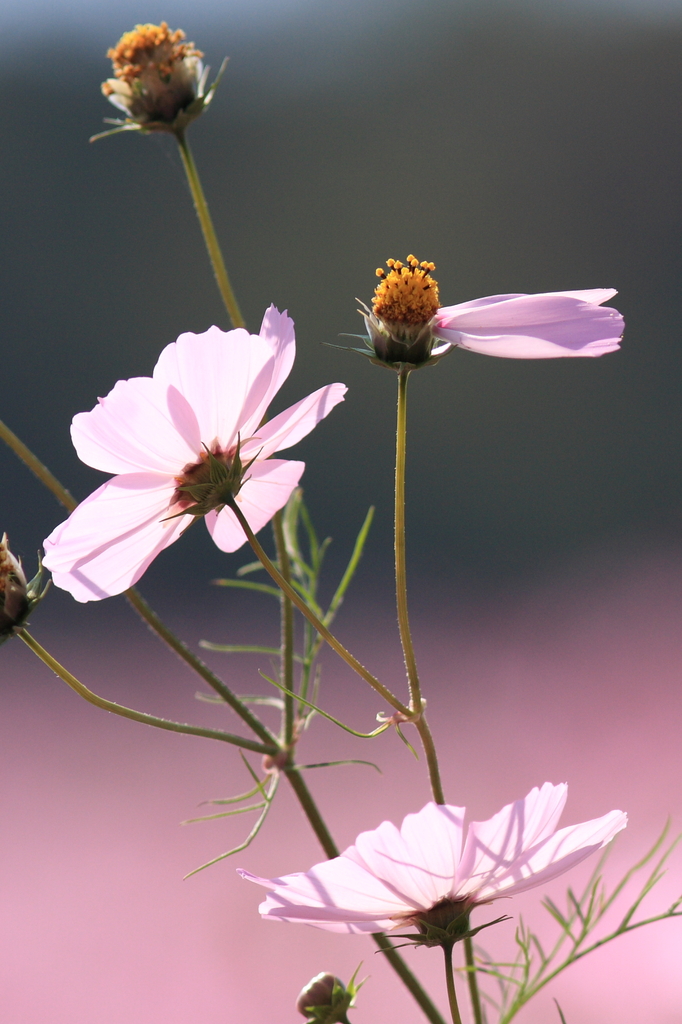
<box><xmin>358</xmin><ymin>256</ymin><xmax>624</xmax><ymax>367</ymax></box>
<box><xmin>239</xmin><ymin>784</ymin><xmax>627</xmax><ymax>935</ymax></box>
<box><xmin>43</xmin><ymin>307</ymin><xmax>346</xmax><ymax>602</ymax></box>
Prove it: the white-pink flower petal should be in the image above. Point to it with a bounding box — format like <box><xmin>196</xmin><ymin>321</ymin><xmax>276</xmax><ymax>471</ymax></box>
<box><xmin>71</xmin><ymin>376</ymin><xmax>200</xmax><ymax>476</ymax></box>
<box><xmin>42</xmin><ymin>474</ymin><xmax>187</xmax><ymax>602</ymax></box>
<box><xmin>242</xmin><ymin>383</ymin><xmax>348</xmax><ymax>461</ymax></box>
<box><xmin>434</xmin><ymin>290</ymin><xmax>624</xmax><ymax>359</ymax></box>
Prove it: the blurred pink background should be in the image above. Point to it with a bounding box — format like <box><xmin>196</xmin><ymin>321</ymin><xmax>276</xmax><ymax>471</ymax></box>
<box><xmin>2</xmin><ymin>542</ymin><xmax>682</xmax><ymax>1023</ymax></box>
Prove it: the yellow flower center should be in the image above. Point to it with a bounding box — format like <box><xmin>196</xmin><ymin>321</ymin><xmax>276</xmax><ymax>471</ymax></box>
<box><xmin>372</xmin><ymin>255</ymin><xmax>440</xmax><ymax>325</ymax></box>
<box><xmin>104</xmin><ymin>22</ymin><xmax>202</xmax><ymax>89</ymax></box>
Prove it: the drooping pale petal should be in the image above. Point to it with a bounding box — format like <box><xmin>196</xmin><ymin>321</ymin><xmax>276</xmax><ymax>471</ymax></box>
<box><xmin>473</xmin><ymin>809</ymin><xmax>628</xmax><ymax>901</ymax></box>
<box><xmin>42</xmin><ymin>474</ymin><xmax>187</xmax><ymax>602</ymax></box>
<box><xmin>434</xmin><ymin>290</ymin><xmax>624</xmax><ymax>358</ymax></box>
<box><xmin>153</xmin><ymin>325</ymin><xmax>276</xmax><ymax>447</ymax></box>
<box><xmin>241</xmin><ymin>383</ymin><xmax>348</xmax><ymax>461</ymax></box>
<box><xmin>205</xmin><ymin>459</ymin><xmax>305</xmax><ymax>553</ymax></box>
<box><xmin>71</xmin><ymin>377</ymin><xmax>201</xmax><ymax>475</ymax></box>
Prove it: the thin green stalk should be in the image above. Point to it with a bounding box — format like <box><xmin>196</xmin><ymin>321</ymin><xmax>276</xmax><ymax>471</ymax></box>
<box><xmin>124</xmin><ymin>588</ymin><xmax>277</xmax><ymax>748</ymax></box>
<box><xmin>227</xmin><ymin>497</ymin><xmax>410</xmax><ymax>716</ymax></box>
<box><xmin>175</xmin><ymin>130</ymin><xmax>245</xmax><ymax>329</ymax></box>
<box><xmin>19</xmin><ymin>629</ymin><xmax>277</xmax><ymax>756</ymax></box>
<box><xmin>394</xmin><ymin>370</ymin><xmax>445</xmax><ymax>805</ymax></box>
<box><xmin>443</xmin><ymin>945</ymin><xmax>463</xmax><ymax>1024</ymax></box>
<box><xmin>464</xmin><ymin>936</ymin><xmax>484</xmax><ymax>1024</ymax></box>
<box><xmin>272</xmin><ymin>511</ymin><xmax>295</xmax><ymax>746</ymax></box>
<box><xmin>0</xmin><ymin>417</ymin><xmax>77</xmax><ymax>512</ymax></box>
<box><xmin>284</xmin><ymin>767</ymin><xmax>446</xmax><ymax>1024</ymax></box>
<box><xmin>394</xmin><ymin>370</ymin><xmax>421</xmax><ymax>706</ymax></box>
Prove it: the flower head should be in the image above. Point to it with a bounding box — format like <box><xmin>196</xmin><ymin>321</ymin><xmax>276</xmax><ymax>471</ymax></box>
<box><xmin>353</xmin><ymin>256</ymin><xmax>624</xmax><ymax>369</ymax></box>
<box><xmin>95</xmin><ymin>22</ymin><xmax>225</xmax><ymax>140</ymax></box>
<box><xmin>42</xmin><ymin>307</ymin><xmax>346</xmax><ymax>602</ymax></box>
<box><xmin>0</xmin><ymin>536</ymin><xmax>48</xmax><ymax>643</ymax></box>
<box><xmin>239</xmin><ymin>784</ymin><xmax>626</xmax><ymax>941</ymax></box>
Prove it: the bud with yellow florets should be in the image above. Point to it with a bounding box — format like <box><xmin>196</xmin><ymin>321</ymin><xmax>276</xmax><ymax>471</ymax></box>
<box><xmin>353</xmin><ymin>255</ymin><xmax>454</xmax><ymax>370</ymax></box>
<box><xmin>0</xmin><ymin>535</ymin><xmax>49</xmax><ymax>645</ymax></box>
<box><xmin>93</xmin><ymin>22</ymin><xmax>227</xmax><ymax>141</ymax></box>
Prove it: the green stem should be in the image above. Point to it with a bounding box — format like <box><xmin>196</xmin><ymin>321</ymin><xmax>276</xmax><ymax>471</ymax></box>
<box><xmin>464</xmin><ymin>936</ymin><xmax>483</xmax><ymax>1024</ymax></box>
<box><xmin>175</xmin><ymin>130</ymin><xmax>246</xmax><ymax>330</ymax></box>
<box><xmin>227</xmin><ymin>498</ymin><xmax>410</xmax><ymax>717</ymax></box>
<box><xmin>284</xmin><ymin>767</ymin><xmax>446</xmax><ymax>1024</ymax></box>
<box><xmin>272</xmin><ymin>512</ymin><xmax>295</xmax><ymax>747</ymax></box>
<box><xmin>395</xmin><ymin>370</ymin><xmax>445</xmax><ymax>805</ymax></box>
<box><xmin>0</xmin><ymin>417</ymin><xmax>77</xmax><ymax>512</ymax></box>
<box><xmin>19</xmin><ymin>629</ymin><xmax>277</xmax><ymax>756</ymax></box>
<box><xmin>124</xmin><ymin>588</ymin><xmax>277</xmax><ymax>748</ymax></box>
<box><xmin>443</xmin><ymin>944</ymin><xmax>463</xmax><ymax>1024</ymax></box>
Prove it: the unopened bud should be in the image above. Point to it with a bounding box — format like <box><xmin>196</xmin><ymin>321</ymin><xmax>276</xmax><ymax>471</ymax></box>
<box><xmin>0</xmin><ymin>536</ymin><xmax>48</xmax><ymax>644</ymax></box>
<box><xmin>296</xmin><ymin>968</ymin><xmax>363</xmax><ymax>1023</ymax></box>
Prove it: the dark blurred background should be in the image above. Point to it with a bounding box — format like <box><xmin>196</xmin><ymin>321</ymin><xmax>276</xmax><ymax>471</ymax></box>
<box><xmin>2</xmin><ymin>1</ymin><xmax>682</xmax><ymax>1021</ymax></box>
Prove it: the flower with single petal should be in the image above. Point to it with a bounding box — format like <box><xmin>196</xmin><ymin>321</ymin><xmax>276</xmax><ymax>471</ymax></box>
<box><xmin>42</xmin><ymin>307</ymin><xmax>346</xmax><ymax>602</ymax></box>
<box><xmin>353</xmin><ymin>256</ymin><xmax>624</xmax><ymax>369</ymax></box>
<box><xmin>239</xmin><ymin>784</ymin><xmax>626</xmax><ymax>942</ymax></box>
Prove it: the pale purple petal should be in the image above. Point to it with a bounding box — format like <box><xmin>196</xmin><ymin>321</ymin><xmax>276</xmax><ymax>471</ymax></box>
<box><xmin>71</xmin><ymin>377</ymin><xmax>200</xmax><ymax>475</ymax></box>
<box><xmin>456</xmin><ymin>784</ymin><xmax>568</xmax><ymax>895</ymax></box>
<box><xmin>474</xmin><ymin>809</ymin><xmax>628</xmax><ymax>900</ymax></box>
<box><xmin>255</xmin><ymin>306</ymin><xmax>296</xmax><ymax>412</ymax></box>
<box><xmin>434</xmin><ymin>290</ymin><xmax>623</xmax><ymax>358</ymax></box>
<box><xmin>42</xmin><ymin>474</ymin><xmax>187</xmax><ymax>602</ymax></box>
<box><xmin>153</xmin><ymin>325</ymin><xmax>275</xmax><ymax>448</ymax></box>
<box><xmin>205</xmin><ymin>459</ymin><xmax>305</xmax><ymax>553</ymax></box>
<box><xmin>347</xmin><ymin>804</ymin><xmax>465</xmax><ymax>910</ymax></box>
<box><xmin>241</xmin><ymin>383</ymin><xmax>347</xmax><ymax>461</ymax></box>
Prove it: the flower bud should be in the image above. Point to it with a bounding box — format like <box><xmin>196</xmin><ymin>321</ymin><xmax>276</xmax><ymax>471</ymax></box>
<box><xmin>295</xmin><ymin>969</ymin><xmax>363</xmax><ymax>1023</ymax></box>
<box><xmin>93</xmin><ymin>23</ymin><xmax>227</xmax><ymax>141</ymax></box>
<box><xmin>0</xmin><ymin>536</ymin><xmax>47</xmax><ymax>644</ymax></box>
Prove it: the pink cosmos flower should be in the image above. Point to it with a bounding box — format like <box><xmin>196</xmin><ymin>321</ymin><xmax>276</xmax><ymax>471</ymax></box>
<box><xmin>43</xmin><ymin>307</ymin><xmax>346</xmax><ymax>602</ymax></box>
<box><xmin>239</xmin><ymin>784</ymin><xmax>627</xmax><ymax>935</ymax></box>
<box><xmin>359</xmin><ymin>257</ymin><xmax>624</xmax><ymax>368</ymax></box>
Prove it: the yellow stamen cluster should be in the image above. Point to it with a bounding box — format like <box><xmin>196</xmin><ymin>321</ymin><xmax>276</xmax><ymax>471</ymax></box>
<box><xmin>372</xmin><ymin>255</ymin><xmax>440</xmax><ymax>325</ymax></box>
<box><xmin>103</xmin><ymin>22</ymin><xmax>202</xmax><ymax>92</ymax></box>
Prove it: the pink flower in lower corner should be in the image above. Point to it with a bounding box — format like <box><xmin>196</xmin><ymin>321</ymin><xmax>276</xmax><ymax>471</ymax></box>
<box><xmin>43</xmin><ymin>307</ymin><xmax>346</xmax><ymax>602</ymax></box>
<box><xmin>239</xmin><ymin>784</ymin><xmax>626</xmax><ymax>936</ymax></box>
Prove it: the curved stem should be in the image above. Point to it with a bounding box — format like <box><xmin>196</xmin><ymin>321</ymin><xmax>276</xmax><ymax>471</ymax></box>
<box><xmin>227</xmin><ymin>498</ymin><xmax>410</xmax><ymax>717</ymax></box>
<box><xmin>464</xmin><ymin>936</ymin><xmax>483</xmax><ymax>1024</ymax></box>
<box><xmin>395</xmin><ymin>370</ymin><xmax>445</xmax><ymax>804</ymax></box>
<box><xmin>443</xmin><ymin>944</ymin><xmax>463</xmax><ymax>1024</ymax></box>
<box><xmin>0</xmin><ymin>417</ymin><xmax>77</xmax><ymax>512</ymax></box>
<box><xmin>284</xmin><ymin>767</ymin><xmax>446</xmax><ymax>1024</ymax></box>
<box><xmin>175</xmin><ymin>130</ymin><xmax>246</xmax><ymax>330</ymax></box>
<box><xmin>19</xmin><ymin>629</ymin><xmax>277</xmax><ymax>756</ymax></box>
<box><xmin>124</xmin><ymin>588</ymin><xmax>277</xmax><ymax>748</ymax></box>
<box><xmin>272</xmin><ymin>512</ymin><xmax>295</xmax><ymax>747</ymax></box>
